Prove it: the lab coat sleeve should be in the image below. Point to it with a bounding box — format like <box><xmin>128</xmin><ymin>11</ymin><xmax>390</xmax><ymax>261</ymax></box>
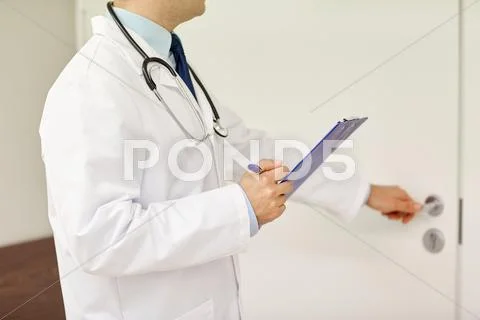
<box><xmin>40</xmin><ymin>76</ymin><xmax>251</xmax><ymax>277</ymax></box>
<box><xmin>217</xmin><ymin>99</ymin><xmax>371</xmax><ymax>222</ymax></box>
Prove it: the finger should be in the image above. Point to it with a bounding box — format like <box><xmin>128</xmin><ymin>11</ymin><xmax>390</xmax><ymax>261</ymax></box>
<box><xmin>258</xmin><ymin>159</ymin><xmax>283</xmax><ymax>172</ymax></box>
<box><xmin>276</xmin><ymin>181</ymin><xmax>294</xmax><ymax>195</ymax></box>
<box><xmin>260</xmin><ymin>205</ymin><xmax>286</xmax><ymax>225</ymax></box>
<box><xmin>261</xmin><ymin>166</ymin><xmax>290</xmax><ymax>182</ymax></box>
<box><xmin>274</xmin><ymin>195</ymin><xmax>287</xmax><ymax>207</ymax></box>
<box><xmin>383</xmin><ymin>211</ymin><xmax>407</xmax><ymax>216</ymax></box>
<box><xmin>383</xmin><ymin>212</ymin><xmax>403</xmax><ymax>220</ymax></box>
<box><xmin>268</xmin><ymin>204</ymin><xmax>287</xmax><ymax>221</ymax></box>
<box><xmin>389</xmin><ymin>216</ymin><xmax>403</xmax><ymax>221</ymax></box>
<box><xmin>394</xmin><ymin>188</ymin><xmax>423</xmax><ymax>209</ymax></box>
<box><xmin>394</xmin><ymin>200</ymin><xmax>422</xmax><ymax>214</ymax></box>
<box><xmin>402</xmin><ymin>213</ymin><xmax>416</xmax><ymax>224</ymax></box>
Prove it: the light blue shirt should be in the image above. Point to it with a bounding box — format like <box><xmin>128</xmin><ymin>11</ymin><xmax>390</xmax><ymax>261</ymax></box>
<box><xmin>109</xmin><ymin>8</ymin><xmax>259</xmax><ymax>236</ymax></box>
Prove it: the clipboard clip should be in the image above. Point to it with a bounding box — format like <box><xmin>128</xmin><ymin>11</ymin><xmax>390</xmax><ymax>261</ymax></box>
<box><xmin>342</xmin><ymin>116</ymin><xmax>360</xmax><ymax>122</ymax></box>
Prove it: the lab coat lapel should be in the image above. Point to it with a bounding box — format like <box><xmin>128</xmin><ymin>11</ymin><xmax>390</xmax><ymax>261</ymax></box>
<box><xmin>192</xmin><ymin>73</ymin><xmax>225</xmax><ymax>187</ymax></box>
<box><xmin>93</xmin><ymin>16</ymin><xmax>210</xmax><ymax>140</ymax></box>
<box><xmin>92</xmin><ymin>16</ymin><xmax>177</xmax><ymax>88</ymax></box>
<box><xmin>192</xmin><ymin>73</ymin><xmax>215</xmax><ymax>138</ymax></box>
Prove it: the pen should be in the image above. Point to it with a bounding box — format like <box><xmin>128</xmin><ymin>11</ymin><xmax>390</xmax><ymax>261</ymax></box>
<box><xmin>248</xmin><ymin>164</ymin><xmax>264</xmax><ymax>174</ymax></box>
<box><xmin>248</xmin><ymin>163</ymin><xmax>289</xmax><ymax>184</ymax></box>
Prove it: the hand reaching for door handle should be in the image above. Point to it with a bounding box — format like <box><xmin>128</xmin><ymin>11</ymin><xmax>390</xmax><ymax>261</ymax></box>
<box><xmin>366</xmin><ymin>185</ymin><xmax>423</xmax><ymax>224</ymax></box>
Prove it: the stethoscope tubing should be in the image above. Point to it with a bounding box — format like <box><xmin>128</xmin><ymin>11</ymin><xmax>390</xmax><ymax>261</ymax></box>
<box><xmin>106</xmin><ymin>1</ymin><xmax>228</xmax><ymax>140</ymax></box>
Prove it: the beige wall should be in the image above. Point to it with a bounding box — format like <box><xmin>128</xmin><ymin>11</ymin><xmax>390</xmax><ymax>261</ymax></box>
<box><xmin>0</xmin><ymin>0</ymin><xmax>75</xmax><ymax>247</ymax></box>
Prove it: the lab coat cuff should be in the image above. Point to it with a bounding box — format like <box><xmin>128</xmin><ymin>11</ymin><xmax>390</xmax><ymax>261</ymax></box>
<box><xmin>229</xmin><ymin>184</ymin><xmax>254</xmax><ymax>247</ymax></box>
<box><xmin>344</xmin><ymin>178</ymin><xmax>371</xmax><ymax>222</ymax></box>
<box><xmin>239</xmin><ymin>188</ymin><xmax>259</xmax><ymax>237</ymax></box>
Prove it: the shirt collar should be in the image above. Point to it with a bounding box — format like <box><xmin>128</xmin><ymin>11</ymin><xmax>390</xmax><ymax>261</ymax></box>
<box><xmin>108</xmin><ymin>7</ymin><xmax>172</xmax><ymax>58</ymax></box>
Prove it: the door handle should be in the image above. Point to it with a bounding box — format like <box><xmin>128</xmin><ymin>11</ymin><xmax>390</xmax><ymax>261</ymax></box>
<box><xmin>423</xmin><ymin>195</ymin><xmax>444</xmax><ymax>217</ymax></box>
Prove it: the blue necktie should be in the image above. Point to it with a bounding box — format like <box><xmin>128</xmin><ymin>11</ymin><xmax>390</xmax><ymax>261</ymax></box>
<box><xmin>170</xmin><ymin>33</ymin><xmax>197</xmax><ymax>99</ymax></box>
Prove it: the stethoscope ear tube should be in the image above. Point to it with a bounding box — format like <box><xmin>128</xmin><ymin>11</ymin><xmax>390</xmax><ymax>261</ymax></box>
<box><xmin>107</xmin><ymin>1</ymin><xmax>229</xmax><ymax>139</ymax></box>
<box><xmin>107</xmin><ymin>2</ymin><xmax>148</xmax><ymax>60</ymax></box>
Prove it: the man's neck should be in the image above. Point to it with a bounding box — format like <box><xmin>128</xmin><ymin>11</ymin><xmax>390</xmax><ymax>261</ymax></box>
<box><xmin>113</xmin><ymin>1</ymin><xmax>179</xmax><ymax>32</ymax></box>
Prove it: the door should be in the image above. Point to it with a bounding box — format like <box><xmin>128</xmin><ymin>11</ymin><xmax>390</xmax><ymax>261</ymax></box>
<box><xmin>76</xmin><ymin>0</ymin><xmax>462</xmax><ymax>319</ymax></box>
<box><xmin>179</xmin><ymin>0</ymin><xmax>460</xmax><ymax>319</ymax></box>
<box><xmin>460</xmin><ymin>1</ymin><xmax>480</xmax><ymax>319</ymax></box>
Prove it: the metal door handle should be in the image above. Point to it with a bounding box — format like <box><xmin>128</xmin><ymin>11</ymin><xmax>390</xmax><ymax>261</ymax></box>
<box><xmin>423</xmin><ymin>195</ymin><xmax>444</xmax><ymax>217</ymax></box>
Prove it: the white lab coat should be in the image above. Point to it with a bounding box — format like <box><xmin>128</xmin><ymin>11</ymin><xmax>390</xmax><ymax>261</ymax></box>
<box><xmin>39</xmin><ymin>16</ymin><xmax>369</xmax><ymax>320</ymax></box>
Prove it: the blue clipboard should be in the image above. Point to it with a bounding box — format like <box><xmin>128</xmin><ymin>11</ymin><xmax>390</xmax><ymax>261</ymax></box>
<box><xmin>281</xmin><ymin>117</ymin><xmax>368</xmax><ymax>198</ymax></box>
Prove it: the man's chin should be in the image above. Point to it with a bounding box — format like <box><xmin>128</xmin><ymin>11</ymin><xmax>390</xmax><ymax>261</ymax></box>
<box><xmin>197</xmin><ymin>2</ymin><xmax>206</xmax><ymax>16</ymax></box>
<box><xmin>184</xmin><ymin>1</ymin><xmax>206</xmax><ymax>22</ymax></box>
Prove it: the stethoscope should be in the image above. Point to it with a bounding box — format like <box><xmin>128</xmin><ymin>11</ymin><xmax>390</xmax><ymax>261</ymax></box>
<box><xmin>106</xmin><ymin>2</ymin><xmax>229</xmax><ymax>141</ymax></box>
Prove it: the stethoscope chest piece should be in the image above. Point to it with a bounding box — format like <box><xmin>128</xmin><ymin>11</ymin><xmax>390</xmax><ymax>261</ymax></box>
<box><xmin>213</xmin><ymin>121</ymin><xmax>229</xmax><ymax>138</ymax></box>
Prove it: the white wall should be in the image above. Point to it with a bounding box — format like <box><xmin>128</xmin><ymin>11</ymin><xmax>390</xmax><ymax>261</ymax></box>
<box><xmin>0</xmin><ymin>0</ymin><xmax>75</xmax><ymax>247</ymax></box>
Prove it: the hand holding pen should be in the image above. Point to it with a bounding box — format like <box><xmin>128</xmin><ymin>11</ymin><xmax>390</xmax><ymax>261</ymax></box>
<box><xmin>239</xmin><ymin>160</ymin><xmax>293</xmax><ymax>226</ymax></box>
<box><xmin>248</xmin><ymin>161</ymin><xmax>291</xmax><ymax>182</ymax></box>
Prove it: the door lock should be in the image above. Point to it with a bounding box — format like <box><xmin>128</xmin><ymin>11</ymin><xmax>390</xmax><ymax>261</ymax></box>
<box><xmin>423</xmin><ymin>228</ymin><xmax>445</xmax><ymax>254</ymax></box>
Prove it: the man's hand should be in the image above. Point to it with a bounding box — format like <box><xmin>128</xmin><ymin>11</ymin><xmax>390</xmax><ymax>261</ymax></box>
<box><xmin>240</xmin><ymin>160</ymin><xmax>293</xmax><ymax>226</ymax></box>
<box><xmin>367</xmin><ymin>185</ymin><xmax>422</xmax><ymax>224</ymax></box>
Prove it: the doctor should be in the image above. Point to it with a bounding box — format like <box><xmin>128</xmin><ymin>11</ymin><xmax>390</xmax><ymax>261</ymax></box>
<box><xmin>40</xmin><ymin>0</ymin><xmax>422</xmax><ymax>319</ymax></box>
